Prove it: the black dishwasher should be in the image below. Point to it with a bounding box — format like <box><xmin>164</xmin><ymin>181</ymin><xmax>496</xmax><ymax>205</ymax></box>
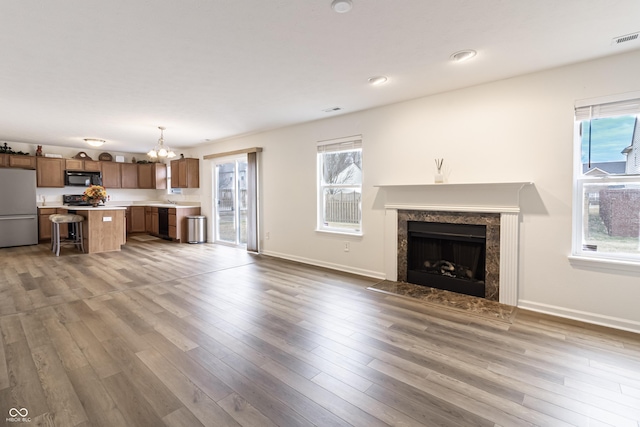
<box><xmin>158</xmin><ymin>208</ymin><xmax>170</xmax><ymax>239</ymax></box>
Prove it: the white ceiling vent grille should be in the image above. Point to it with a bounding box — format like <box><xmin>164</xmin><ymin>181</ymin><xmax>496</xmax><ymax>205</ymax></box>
<box><xmin>611</xmin><ymin>32</ymin><xmax>639</xmax><ymax>45</ymax></box>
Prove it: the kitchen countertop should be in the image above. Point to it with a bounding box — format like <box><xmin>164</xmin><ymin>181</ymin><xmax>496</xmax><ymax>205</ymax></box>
<box><xmin>59</xmin><ymin>205</ymin><xmax>128</xmax><ymax>211</ymax></box>
<box><xmin>134</xmin><ymin>203</ymin><xmax>200</xmax><ymax>209</ymax></box>
<box><xmin>38</xmin><ymin>203</ymin><xmax>200</xmax><ymax>209</ymax></box>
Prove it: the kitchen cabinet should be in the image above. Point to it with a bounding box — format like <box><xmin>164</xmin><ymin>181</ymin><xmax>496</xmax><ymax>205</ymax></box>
<box><xmin>148</xmin><ymin>207</ymin><xmax>159</xmax><ymax>235</ymax></box>
<box><xmin>168</xmin><ymin>210</ymin><xmax>177</xmax><ymax>239</ymax></box>
<box><xmin>145</xmin><ymin>207</ymin><xmax>151</xmax><ymax>233</ymax></box>
<box><xmin>101</xmin><ymin>162</ymin><xmax>121</xmax><ymax>188</ymax></box>
<box><xmin>9</xmin><ymin>155</ymin><xmax>36</xmax><ymax>169</ymax></box>
<box><xmin>128</xmin><ymin>206</ymin><xmax>146</xmax><ymax>233</ymax></box>
<box><xmin>120</xmin><ymin>163</ymin><xmax>138</xmax><ymax>189</ymax></box>
<box><xmin>138</xmin><ymin>163</ymin><xmax>167</xmax><ymax>189</ymax></box>
<box><xmin>84</xmin><ymin>160</ymin><xmax>101</xmax><ymax>171</ymax></box>
<box><xmin>170</xmin><ymin>158</ymin><xmax>199</xmax><ymax>188</ymax></box>
<box><xmin>65</xmin><ymin>159</ymin><xmax>84</xmax><ymax>170</ymax></box>
<box><xmin>168</xmin><ymin>207</ymin><xmax>201</xmax><ymax>242</ymax></box>
<box><xmin>38</xmin><ymin>207</ymin><xmax>68</xmax><ymax>240</ymax></box>
<box><xmin>36</xmin><ymin>157</ymin><xmax>65</xmax><ymax>187</ymax></box>
<box><xmin>65</xmin><ymin>159</ymin><xmax>101</xmax><ymax>172</ymax></box>
<box><xmin>0</xmin><ymin>154</ymin><xmax>37</xmax><ymax>169</ymax></box>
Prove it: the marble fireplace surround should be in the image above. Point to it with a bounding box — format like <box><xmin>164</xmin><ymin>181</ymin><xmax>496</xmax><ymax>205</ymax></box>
<box><xmin>378</xmin><ymin>182</ymin><xmax>532</xmax><ymax>306</ymax></box>
<box><xmin>398</xmin><ymin>210</ymin><xmax>501</xmax><ymax>301</ymax></box>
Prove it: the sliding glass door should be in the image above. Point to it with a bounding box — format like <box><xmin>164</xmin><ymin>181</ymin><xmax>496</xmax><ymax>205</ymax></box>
<box><xmin>214</xmin><ymin>158</ymin><xmax>248</xmax><ymax>246</ymax></box>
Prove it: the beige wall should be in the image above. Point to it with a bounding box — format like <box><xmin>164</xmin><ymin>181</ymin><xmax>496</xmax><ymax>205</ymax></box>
<box><xmin>196</xmin><ymin>49</ymin><xmax>640</xmax><ymax>333</ymax></box>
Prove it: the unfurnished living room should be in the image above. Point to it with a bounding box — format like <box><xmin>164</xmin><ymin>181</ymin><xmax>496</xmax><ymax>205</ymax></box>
<box><xmin>1</xmin><ymin>1</ymin><xmax>640</xmax><ymax>426</ymax></box>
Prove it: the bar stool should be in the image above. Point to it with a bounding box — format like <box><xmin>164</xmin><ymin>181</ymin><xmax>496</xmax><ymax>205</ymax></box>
<box><xmin>49</xmin><ymin>214</ymin><xmax>85</xmax><ymax>256</ymax></box>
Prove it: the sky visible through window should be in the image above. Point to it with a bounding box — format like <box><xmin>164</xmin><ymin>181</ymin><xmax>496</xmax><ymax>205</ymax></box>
<box><xmin>581</xmin><ymin>115</ymin><xmax>636</xmax><ymax>163</ymax></box>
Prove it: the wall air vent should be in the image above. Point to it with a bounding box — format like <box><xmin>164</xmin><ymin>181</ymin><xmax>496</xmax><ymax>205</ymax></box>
<box><xmin>611</xmin><ymin>32</ymin><xmax>639</xmax><ymax>45</ymax></box>
<box><xmin>322</xmin><ymin>107</ymin><xmax>342</xmax><ymax>113</ymax></box>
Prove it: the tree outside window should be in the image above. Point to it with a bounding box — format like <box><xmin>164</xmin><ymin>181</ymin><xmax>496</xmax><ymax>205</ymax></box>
<box><xmin>317</xmin><ymin>137</ymin><xmax>362</xmax><ymax>234</ymax></box>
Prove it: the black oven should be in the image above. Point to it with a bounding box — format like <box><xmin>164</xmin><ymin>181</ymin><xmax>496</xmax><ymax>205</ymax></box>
<box><xmin>65</xmin><ymin>170</ymin><xmax>102</xmax><ymax>187</ymax></box>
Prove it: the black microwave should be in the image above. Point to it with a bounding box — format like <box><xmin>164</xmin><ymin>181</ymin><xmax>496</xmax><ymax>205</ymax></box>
<box><xmin>64</xmin><ymin>170</ymin><xmax>102</xmax><ymax>187</ymax></box>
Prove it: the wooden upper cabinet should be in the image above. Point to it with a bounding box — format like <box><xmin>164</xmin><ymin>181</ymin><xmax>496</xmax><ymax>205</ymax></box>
<box><xmin>120</xmin><ymin>163</ymin><xmax>138</xmax><ymax>189</ymax></box>
<box><xmin>171</xmin><ymin>158</ymin><xmax>199</xmax><ymax>188</ymax></box>
<box><xmin>65</xmin><ymin>159</ymin><xmax>84</xmax><ymax>170</ymax></box>
<box><xmin>36</xmin><ymin>157</ymin><xmax>65</xmax><ymax>187</ymax></box>
<box><xmin>137</xmin><ymin>163</ymin><xmax>167</xmax><ymax>189</ymax></box>
<box><xmin>101</xmin><ymin>161</ymin><xmax>121</xmax><ymax>188</ymax></box>
<box><xmin>8</xmin><ymin>155</ymin><xmax>36</xmax><ymax>169</ymax></box>
<box><xmin>84</xmin><ymin>160</ymin><xmax>101</xmax><ymax>172</ymax></box>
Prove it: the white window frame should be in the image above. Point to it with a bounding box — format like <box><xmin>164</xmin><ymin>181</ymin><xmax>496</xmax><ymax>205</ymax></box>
<box><xmin>316</xmin><ymin>135</ymin><xmax>363</xmax><ymax>236</ymax></box>
<box><xmin>570</xmin><ymin>91</ymin><xmax>640</xmax><ymax>269</ymax></box>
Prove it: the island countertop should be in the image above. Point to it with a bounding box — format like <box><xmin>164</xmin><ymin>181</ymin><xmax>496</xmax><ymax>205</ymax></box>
<box><xmin>59</xmin><ymin>205</ymin><xmax>128</xmax><ymax>211</ymax></box>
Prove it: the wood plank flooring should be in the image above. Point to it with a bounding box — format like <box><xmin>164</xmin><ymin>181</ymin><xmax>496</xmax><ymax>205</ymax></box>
<box><xmin>1</xmin><ymin>240</ymin><xmax>639</xmax><ymax>426</ymax></box>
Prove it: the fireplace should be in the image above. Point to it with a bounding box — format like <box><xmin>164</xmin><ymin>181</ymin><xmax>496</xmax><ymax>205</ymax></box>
<box><xmin>379</xmin><ymin>182</ymin><xmax>530</xmax><ymax>306</ymax></box>
<box><xmin>398</xmin><ymin>210</ymin><xmax>501</xmax><ymax>302</ymax></box>
<box><xmin>407</xmin><ymin>221</ymin><xmax>486</xmax><ymax>297</ymax></box>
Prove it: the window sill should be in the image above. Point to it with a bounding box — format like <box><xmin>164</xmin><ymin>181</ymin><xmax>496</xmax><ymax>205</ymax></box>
<box><xmin>315</xmin><ymin>228</ymin><xmax>363</xmax><ymax>237</ymax></box>
<box><xmin>568</xmin><ymin>255</ymin><xmax>640</xmax><ymax>273</ymax></box>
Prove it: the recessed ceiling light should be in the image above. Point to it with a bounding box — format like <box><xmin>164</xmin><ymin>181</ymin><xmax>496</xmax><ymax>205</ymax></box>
<box><xmin>368</xmin><ymin>76</ymin><xmax>388</xmax><ymax>86</ymax></box>
<box><xmin>450</xmin><ymin>49</ymin><xmax>477</xmax><ymax>62</ymax></box>
<box><xmin>331</xmin><ymin>0</ymin><xmax>352</xmax><ymax>13</ymax></box>
<box><xmin>84</xmin><ymin>138</ymin><xmax>105</xmax><ymax>147</ymax></box>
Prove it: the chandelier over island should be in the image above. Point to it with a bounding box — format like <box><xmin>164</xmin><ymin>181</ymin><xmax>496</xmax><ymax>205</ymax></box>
<box><xmin>147</xmin><ymin>126</ymin><xmax>176</xmax><ymax>159</ymax></box>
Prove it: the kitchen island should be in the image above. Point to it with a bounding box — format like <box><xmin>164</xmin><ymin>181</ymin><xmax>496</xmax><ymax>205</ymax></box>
<box><xmin>58</xmin><ymin>206</ymin><xmax>127</xmax><ymax>254</ymax></box>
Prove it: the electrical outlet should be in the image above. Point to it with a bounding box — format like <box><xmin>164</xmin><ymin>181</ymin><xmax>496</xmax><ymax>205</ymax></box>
<box><xmin>344</xmin><ymin>242</ymin><xmax>350</xmax><ymax>252</ymax></box>
<box><xmin>265</xmin><ymin>232</ymin><xmax>270</xmax><ymax>240</ymax></box>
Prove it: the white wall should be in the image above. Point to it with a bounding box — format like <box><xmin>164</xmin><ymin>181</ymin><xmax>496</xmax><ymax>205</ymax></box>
<box><xmin>195</xmin><ymin>49</ymin><xmax>640</xmax><ymax>333</ymax></box>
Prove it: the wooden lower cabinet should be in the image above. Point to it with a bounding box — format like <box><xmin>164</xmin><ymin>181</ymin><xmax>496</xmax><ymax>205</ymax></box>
<box><xmin>148</xmin><ymin>207</ymin><xmax>159</xmax><ymax>235</ymax></box>
<box><xmin>169</xmin><ymin>207</ymin><xmax>201</xmax><ymax>242</ymax></box>
<box><xmin>37</xmin><ymin>207</ymin><xmax>68</xmax><ymax>240</ymax></box>
<box><xmin>126</xmin><ymin>206</ymin><xmax>146</xmax><ymax>233</ymax></box>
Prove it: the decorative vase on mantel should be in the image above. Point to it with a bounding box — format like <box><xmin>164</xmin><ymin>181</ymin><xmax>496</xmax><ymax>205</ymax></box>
<box><xmin>434</xmin><ymin>158</ymin><xmax>444</xmax><ymax>184</ymax></box>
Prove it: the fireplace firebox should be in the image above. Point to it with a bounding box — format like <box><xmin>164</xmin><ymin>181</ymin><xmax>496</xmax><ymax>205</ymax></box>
<box><xmin>407</xmin><ymin>221</ymin><xmax>487</xmax><ymax>297</ymax></box>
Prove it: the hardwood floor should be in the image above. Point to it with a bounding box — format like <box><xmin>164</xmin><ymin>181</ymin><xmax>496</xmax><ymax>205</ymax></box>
<box><xmin>1</xmin><ymin>240</ymin><xmax>639</xmax><ymax>426</ymax></box>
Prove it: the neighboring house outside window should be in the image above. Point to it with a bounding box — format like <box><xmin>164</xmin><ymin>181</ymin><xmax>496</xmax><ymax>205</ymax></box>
<box><xmin>317</xmin><ymin>136</ymin><xmax>362</xmax><ymax>235</ymax></box>
<box><xmin>573</xmin><ymin>93</ymin><xmax>640</xmax><ymax>264</ymax></box>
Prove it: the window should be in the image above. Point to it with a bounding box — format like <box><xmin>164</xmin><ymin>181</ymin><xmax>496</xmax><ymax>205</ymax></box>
<box><xmin>573</xmin><ymin>93</ymin><xmax>640</xmax><ymax>263</ymax></box>
<box><xmin>317</xmin><ymin>136</ymin><xmax>362</xmax><ymax>235</ymax></box>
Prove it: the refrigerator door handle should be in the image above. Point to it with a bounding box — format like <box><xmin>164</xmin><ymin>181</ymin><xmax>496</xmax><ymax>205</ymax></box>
<box><xmin>0</xmin><ymin>216</ymin><xmax>38</xmax><ymax>220</ymax></box>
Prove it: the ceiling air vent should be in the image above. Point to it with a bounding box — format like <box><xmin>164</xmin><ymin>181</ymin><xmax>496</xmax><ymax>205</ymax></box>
<box><xmin>611</xmin><ymin>32</ymin><xmax>639</xmax><ymax>45</ymax></box>
<box><xmin>322</xmin><ymin>107</ymin><xmax>342</xmax><ymax>113</ymax></box>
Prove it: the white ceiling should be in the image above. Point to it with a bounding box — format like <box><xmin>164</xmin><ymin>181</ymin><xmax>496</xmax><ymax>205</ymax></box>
<box><xmin>1</xmin><ymin>0</ymin><xmax>639</xmax><ymax>154</ymax></box>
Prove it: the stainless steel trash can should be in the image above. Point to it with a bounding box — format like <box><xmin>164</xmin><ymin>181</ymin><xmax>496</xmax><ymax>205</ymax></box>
<box><xmin>187</xmin><ymin>215</ymin><xmax>206</xmax><ymax>243</ymax></box>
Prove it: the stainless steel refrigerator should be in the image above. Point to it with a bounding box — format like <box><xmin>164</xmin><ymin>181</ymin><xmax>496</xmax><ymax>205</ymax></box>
<box><xmin>0</xmin><ymin>168</ymin><xmax>38</xmax><ymax>248</ymax></box>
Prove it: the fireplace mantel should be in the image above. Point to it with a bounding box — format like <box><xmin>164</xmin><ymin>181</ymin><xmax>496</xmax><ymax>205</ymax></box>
<box><xmin>379</xmin><ymin>182</ymin><xmax>532</xmax><ymax>306</ymax></box>
<box><xmin>375</xmin><ymin>182</ymin><xmax>532</xmax><ymax>213</ymax></box>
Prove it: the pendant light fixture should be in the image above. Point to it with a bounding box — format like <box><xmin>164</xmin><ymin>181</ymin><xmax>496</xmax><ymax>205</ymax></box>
<box><xmin>147</xmin><ymin>126</ymin><xmax>176</xmax><ymax>159</ymax></box>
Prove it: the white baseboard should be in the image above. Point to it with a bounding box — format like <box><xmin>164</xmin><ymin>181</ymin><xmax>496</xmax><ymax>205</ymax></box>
<box><xmin>260</xmin><ymin>250</ymin><xmax>386</xmax><ymax>280</ymax></box>
<box><xmin>518</xmin><ymin>300</ymin><xmax>640</xmax><ymax>335</ymax></box>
